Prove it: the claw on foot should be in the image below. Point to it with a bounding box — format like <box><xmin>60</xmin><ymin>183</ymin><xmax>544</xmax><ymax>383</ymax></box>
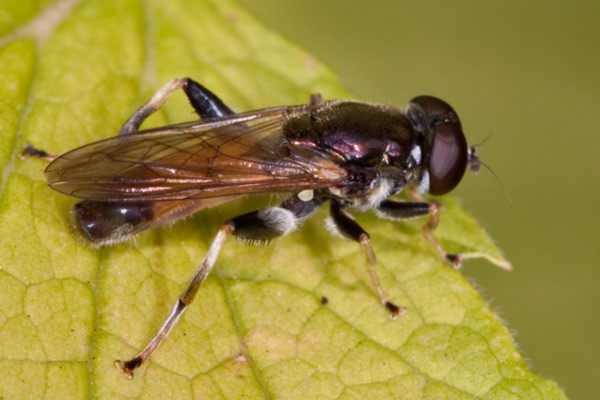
<box><xmin>20</xmin><ymin>144</ymin><xmax>55</xmax><ymax>161</ymax></box>
<box><xmin>114</xmin><ymin>357</ymin><xmax>142</xmax><ymax>379</ymax></box>
<box><xmin>446</xmin><ymin>253</ymin><xmax>463</xmax><ymax>269</ymax></box>
<box><xmin>385</xmin><ymin>301</ymin><xmax>406</xmax><ymax>319</ymax></box>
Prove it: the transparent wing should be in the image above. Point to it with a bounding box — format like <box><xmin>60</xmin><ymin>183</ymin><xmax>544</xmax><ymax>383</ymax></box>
<box><xmin>45</xmin><ymin>107</ymin><xmax>346</xmax><ymax>201</ymax></box>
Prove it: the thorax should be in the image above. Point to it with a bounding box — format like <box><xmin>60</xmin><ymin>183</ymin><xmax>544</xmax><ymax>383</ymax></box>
<box><xmin>284</xmin><ymin>101</ymin><xmax>420</xmax><ymax>210</ymax></box>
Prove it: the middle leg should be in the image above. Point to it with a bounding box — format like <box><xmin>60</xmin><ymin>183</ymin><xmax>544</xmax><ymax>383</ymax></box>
<box><xmin>328</xmin><ymin>201</ymin><xmax>403</xmax><ymax>317</ymax></box>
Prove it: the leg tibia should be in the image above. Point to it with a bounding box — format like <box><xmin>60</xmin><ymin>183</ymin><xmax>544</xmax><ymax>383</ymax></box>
<box><xmin>379</xmin><ymin>199</ymin><xmax>462</xmax><ymax>268</ymax></box>
<box><xmin>329</xmin><ymin>201</ymin><xmax>403</xmax><ymax>318</ymax></box>
<box><xmin>422</xmin><ymin>201</ymin><xmax>463</xmax><ymax>268</ymax></box>
<box><xmin>116</xmin><ymin>224</ymin><xmax>232</xmax><ymax>378</ymax></box>
<box><xmin>119</xmin><ymin>78</ymin><xmax>187</xmax><ymax>136</ymax></box>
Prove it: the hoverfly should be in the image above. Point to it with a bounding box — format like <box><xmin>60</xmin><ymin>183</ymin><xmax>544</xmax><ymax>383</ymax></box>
<box><xmin>23</xmin><ymin>78</ymin><xmax>480</xmax><ymax>377</ymax></box>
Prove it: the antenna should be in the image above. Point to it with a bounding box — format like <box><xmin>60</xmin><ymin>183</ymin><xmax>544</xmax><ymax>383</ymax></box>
<box><xmin>479</xmin><ymin>159</ymin><xmax>513</xmax><ymax>205</ymax></box>
<box><xmin>472</xmin><ymin>133</ymin><xmax>493</xmax><ymax>149</ymax></box>
<box><xmin>468</xmin><ymin>134</ymin><xmax>512</xmax><ymax>206</ymax></box>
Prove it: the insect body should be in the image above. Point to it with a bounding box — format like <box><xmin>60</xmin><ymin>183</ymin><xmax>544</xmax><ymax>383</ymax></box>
<box><xmin>25</xmin><ymin>78</ymin><xmax>480</xmax><ymax>377</ymax></box>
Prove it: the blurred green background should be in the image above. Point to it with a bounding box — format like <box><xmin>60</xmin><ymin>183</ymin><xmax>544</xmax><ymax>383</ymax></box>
<box><xmin>240</xmin><ymin>1</ymin><xmax>599</xmax><ymax>398</ymax></box>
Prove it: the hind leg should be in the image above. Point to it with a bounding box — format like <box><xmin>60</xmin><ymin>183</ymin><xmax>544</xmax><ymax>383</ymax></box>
<box><xmin>23</xmin><ymin>79</ymin><xmax>237</xmax><ymax>245</ymax></box>
<box><xmin>20</xmin><ymin>144</ymin><xmax>56</xmax><ymax>161</ymax></box>
<box><xmin>183</xmin><ymin>79</ymin><xmax>234</xmax><ymax>118</ymax></box>
<box><xmin>23</xmin><ymin>78</ymin><xmax>234</xmax><ymax>158</ymax></box>
<box><xmin>116</xmin><ymin>194</ymin><xmax>324</xmax><ymax>377</ymax></box>
<box><xmin>118</xmin><ymin>78</ymin><xmax>187</xmax><ymax>136</ymax></box>
<box><xmin>23</xmin><ymin>78</ymin><xmax>187</xmax><ymax>157</ymax></box>
<box><xmin>119</xmin><ymin>78</ymin><xmax>235</xmax><ymax>135</ymax></box>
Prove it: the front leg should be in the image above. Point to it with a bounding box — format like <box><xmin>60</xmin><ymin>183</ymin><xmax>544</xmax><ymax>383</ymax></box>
<box><xmin>376</xmin><ymin>199</ymin><xmax>462</xmax><ymax>268</ymax></box>
<box><xmin>328</xmin><ymin>201</ymin><xmax>403</xmax><ymax>317</ymax></box>
<box><xmin>116</xmin><ymin>194</ymin><xmax>323</xmax><ymax>377</ymax></box>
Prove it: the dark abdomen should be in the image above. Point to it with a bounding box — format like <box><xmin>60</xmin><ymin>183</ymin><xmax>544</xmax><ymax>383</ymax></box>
<box><xmin>73</xmin><ymin>196</ymin><xmax>238</xmax><ymax>246</ymax></box>
<box><xmin>74</xmin><ymin>201</ymin><xmax>154</xmax><ymax>245</ymax></box>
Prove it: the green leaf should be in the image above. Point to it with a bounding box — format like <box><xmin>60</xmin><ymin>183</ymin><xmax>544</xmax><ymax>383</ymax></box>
<box><xmin>0</xmin><ymin>0</ymin><xmax>566</xmax><ymax>399</ymax></box>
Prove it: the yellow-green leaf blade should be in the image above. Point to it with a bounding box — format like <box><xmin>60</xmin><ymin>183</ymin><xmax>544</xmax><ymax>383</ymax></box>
<box><xmin>0</xmin><ymin>0</ymin><xmax>566</xmax><ymax>399</ymax></box>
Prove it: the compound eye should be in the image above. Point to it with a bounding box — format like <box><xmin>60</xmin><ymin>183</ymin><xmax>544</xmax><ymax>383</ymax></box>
<box><xmin>428</xmin><ymin>122</ymin><xmax>468</xmax><ymax>195</ymax></box>
<box><xmin>407</xmin><ymin>95</ymin><xmax>457</xmax><ymax>133</ymax></box>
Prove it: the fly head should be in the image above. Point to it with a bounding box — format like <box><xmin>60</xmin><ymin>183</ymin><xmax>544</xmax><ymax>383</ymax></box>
<box><xmin>405</xmin><ymin>96</ymin><xmax>472</xmax><ymax>195</ymax></box>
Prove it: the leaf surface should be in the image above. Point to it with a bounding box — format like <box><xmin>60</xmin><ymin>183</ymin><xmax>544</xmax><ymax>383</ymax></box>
<box><xmin>0</xmin><ymin>1</ymin><xmax>566</xmax><ymax>399</ymax></box>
